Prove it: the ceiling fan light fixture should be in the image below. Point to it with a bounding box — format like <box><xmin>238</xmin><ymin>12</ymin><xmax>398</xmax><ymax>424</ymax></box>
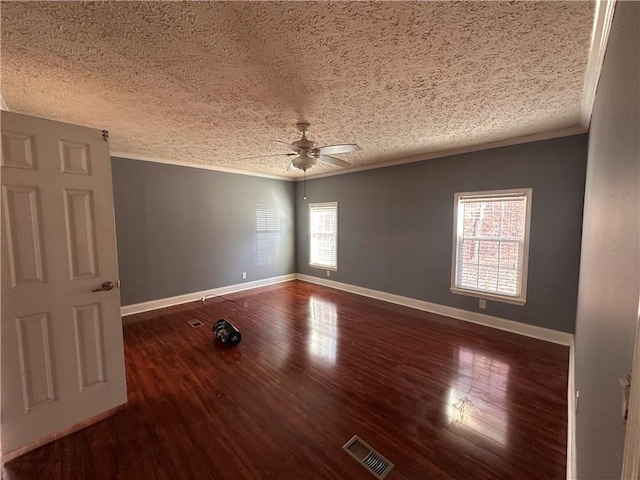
<box><xmin>293</xmin><ymin>150</ymin><xmax>317</xmax><ymax>171</ymax></box>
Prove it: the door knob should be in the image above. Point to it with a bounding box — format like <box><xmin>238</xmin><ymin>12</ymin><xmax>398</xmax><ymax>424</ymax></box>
<box><xmin>92</xmin><ymin>281</ymin><xmax>114</xmax><ymax>292</ymax></box>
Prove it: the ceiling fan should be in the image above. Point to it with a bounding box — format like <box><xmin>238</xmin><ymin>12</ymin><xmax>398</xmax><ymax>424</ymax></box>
<box><xmin>247</xmin><ymin>123</ymin><xmax>361</xmax><ymax>172</ymax></box>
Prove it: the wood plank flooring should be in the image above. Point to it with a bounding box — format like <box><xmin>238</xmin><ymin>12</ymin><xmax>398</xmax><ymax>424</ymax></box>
<box><xmin>2</xmin><ymin>280</ymin><xmax>569</xmax><ymax>479</ymax></box>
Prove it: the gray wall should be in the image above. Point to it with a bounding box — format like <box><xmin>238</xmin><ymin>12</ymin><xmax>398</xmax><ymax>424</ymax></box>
<box><xmin>296</xmin><ymin>135</ymin><xmax>587</xmax><ymax>333</ymax></box>
<box><xmin>575</xmin><ymin>2</ymin><xmax>640</xmax><ymax>478</ymax></box>
<box><xmin>112</xmin><ymin>158</ymin><xmax>296</xmax><ymax>306</ymax></box>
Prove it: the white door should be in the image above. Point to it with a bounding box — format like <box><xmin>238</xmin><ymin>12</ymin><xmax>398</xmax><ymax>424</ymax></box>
<box><xmin>1</xmin><ymin>111</ymin><xmax>127</xmax><ymax>456</ymax></box>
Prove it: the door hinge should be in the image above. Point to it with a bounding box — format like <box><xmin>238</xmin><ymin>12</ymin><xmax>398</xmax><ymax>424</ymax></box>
<box><xmin>102</xmin><ymin>130</ymin><xmax>109</xmax><ymax>142</ymax></box>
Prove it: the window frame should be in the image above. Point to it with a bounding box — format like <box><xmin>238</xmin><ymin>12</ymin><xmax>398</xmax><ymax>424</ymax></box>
<box><xmin>450</xmin><ymin>188</ymin><xmax>533</xmax><ymax>306</ymax></box>
<box><xmin>308</xmin><ymin>201</ymin><xmax>338</xmax><ymax>271</ymax></box>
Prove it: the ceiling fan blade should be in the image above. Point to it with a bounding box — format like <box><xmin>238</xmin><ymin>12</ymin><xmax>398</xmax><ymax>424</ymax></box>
<box><xmin>316</xmin><ymin>144</ymin><xmax>361</xmax><ymax>155</ymax></box>
<box><xmin>318</xmin><ymin>155</ymin><xmax>351</xmax><ymax>168</ymax></box>
<box><xmin>287</xmin><ymin>161</ymin><xmax>297</xmax><ymax>172</ymax></box>
<box><xmin>240</xmin><ymin>153</ymin><xmax>296</xmax><ymax>160</ymax></box>
<box><xmin>272</xmin><ymin>140</ymin><xmax>301</xmax><ymax>152</ymax></box>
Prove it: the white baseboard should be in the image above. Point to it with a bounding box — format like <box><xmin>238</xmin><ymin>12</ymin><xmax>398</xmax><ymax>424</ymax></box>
<box><xmin>120</xmin><ymin>274</ymin><xmax>296</xmax><ymax>317</ymax></box>
<box><xmin>119</xmin><ymin>272</ymin><xmax>575</xmax><ymax>475</ymax></box>
<box><xmin>296</xmin><ymin>273</ymin><xmax>576</xmax><ymax>478</ymax></box>
<box><xmin>296</xmin><ymin>274</ymin><xmax>576</xmax><ymax>478</ymax></box>
<box><xmin>122</xmin><ymin>272</ymin><xmax>574</xmax><ymax>345</ymax></box>
<box><xmin>296</xmin><ymin>274</ymin><xmax>573</xmax><ymax>346</ymax></box>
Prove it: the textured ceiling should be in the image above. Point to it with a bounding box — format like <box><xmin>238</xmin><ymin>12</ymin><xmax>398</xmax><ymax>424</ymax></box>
<box><xmin>1</xmin><ymin>1</ymin><xmax>595</xmax><ymax>179</ymax></box>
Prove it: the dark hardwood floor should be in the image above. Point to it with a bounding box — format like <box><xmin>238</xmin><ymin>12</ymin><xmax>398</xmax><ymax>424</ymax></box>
<box><xmin>3</xmin><ymin>280</ymin><xmax>568</xmax><ymax>479</ymax></box>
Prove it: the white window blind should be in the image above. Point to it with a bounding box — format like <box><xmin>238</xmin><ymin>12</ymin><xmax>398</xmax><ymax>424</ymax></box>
<box><xmin>255</xmin><ymin>204</ymin><xmax>280</xmax><ymax>266</ymax></box>
<box><xmin>309</xmin><ymin>202</ymin><xmax>337</xmax><ymax>270</ymax></box>
<box><xmin>451</xmin><ymin>189</ymin><xmax>532</xmax><ymax>305</ymax></box>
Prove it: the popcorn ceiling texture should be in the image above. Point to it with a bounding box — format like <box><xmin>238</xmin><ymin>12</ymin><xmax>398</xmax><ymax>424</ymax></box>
<box><xmin>1</xmin><ymin>1</ymin><xmax>594</xmax><ymax>178</ymax></box>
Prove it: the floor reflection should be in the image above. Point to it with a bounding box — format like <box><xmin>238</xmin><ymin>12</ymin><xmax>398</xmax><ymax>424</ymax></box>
<box><xmin>307</xmin><ymin>297</ymin><xmax>338</xmax><ymax>363</ymax></box>
<box><xmin>265</xmin><ymin>319</ymin><xmax>291</xmax><ymax>369</ymax></box>
<box><xmin>446</xmin><ymin>347</ymin><xmax>510</xmax><ymax>446</ymax></box>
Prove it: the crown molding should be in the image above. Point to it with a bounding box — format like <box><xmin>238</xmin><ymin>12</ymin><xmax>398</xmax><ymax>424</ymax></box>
<box><xmin>116</xmin><ymin>123</ymin><xmax>587</xmax><ymax>183</ymax></box>
<box><xmin>110</xmin><ymin>151</ymin><xmax>295</xmax><ymax>181</ymax></box>
<box><xmin>580</xmin><ymin>0</ymin><xmax>617</xmax><ymax>128</ymax></box>
<box><xmin>301</xmin><ymin>125</ymin><xmax>588</xmax><ymax>181</ymax></box>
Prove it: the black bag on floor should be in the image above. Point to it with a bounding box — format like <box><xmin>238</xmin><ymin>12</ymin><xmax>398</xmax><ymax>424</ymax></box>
<box><xmin>212</xmin><ymin>319</ymin><xmax>241</xmax><ymax>346</ymax></box>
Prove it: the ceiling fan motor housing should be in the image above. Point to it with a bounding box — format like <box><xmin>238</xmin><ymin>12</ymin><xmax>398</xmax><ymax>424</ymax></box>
<box><xmin>291</xmin><ymin>123</ymin><xmax>318</xmax><ymax>170</ymax></box>
<box><xmin>292</xmin><ymin>126</ymin><xmax>315</xmax><ymax>150</ymax></box>
<box><xmin>296</xmin><ymin>122</ymin><xmax>311</xmax><ymax>133</ymax></box>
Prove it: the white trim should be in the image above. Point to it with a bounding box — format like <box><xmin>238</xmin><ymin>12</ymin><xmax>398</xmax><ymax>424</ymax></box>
<box><xmin>120</xmin><ymin>274</ymin><xmax>296</xmax><ymax>317</ymax></box>
<box><xmin>309</xmin><ymin>264</ymin><xmax>338</xmax><ymax>272</ymax></box>
<box><xmin>308</xmin><ymin>201</ymin><xmax>338</xmax><ymax>271</ymax></box>
<box><xmin>110</xmin><ymin>151</ymin><xmax>294</xmax><ymax>182</ymax></box>
<box><xmin>449</xmin><ymin>287</ymin><xmax>526</xmax><ymax>306</ymax></box>
<box><xmin>580</xmin><ymin>0</ymin><xmax>617</xmax><ymax>128</ymax></box>
<box><xmin>303</xmin><ymin>126</ymin><xmax>587</xmax><ymax>181</ymax></box>
<box><xmin>450</xmin><ymin>188</ymin><xmax>533</xmax><ymax>306</ymax></box>
<box><xmin>622</xmin><ymin>309</ymin><xmax>640</xmax><ymax>479</ymax></box>
<box><xmin>567</xmin><ymin>337</ymin><xmax>577</xmax><ymax>480</ymax></box>
<box><xmin>296</xmin><ymin>274</ymin><xmax>573</xmax><ymax>346</ymax></box>
<box><xmin>113</xmin><ymin>125</ymin><xmax>587</xmax><ymax>183</ymax></box>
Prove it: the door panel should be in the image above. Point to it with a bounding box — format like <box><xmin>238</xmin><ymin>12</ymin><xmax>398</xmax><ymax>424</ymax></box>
<box><xmin>63</xmin><ymin>189</ymin><xmax>98</xmax><ymax>279</ymax></box>
<box><xmin>2</xmin><ymin>185</ymin><xmax>46</xmax><ymax>286</ymax></box>
<box><xmin>16</xmin><ymin>312</ymin><xmax>56</xmax><ymax>411</ymax></box>
<box><xmin>1</xmin><ymin>111</ymin><xmax>127</xmax><ymax>456</ymax></box>
<box><xmin>59</xmin><ymin>139</ymin><xmax>90</xmax><ymax>175</ymax></box>
<box><xmin>1</xmin><ymin>131</ymin><xmax>36</xmax><ymax>169</ymax></box>
<box><xmin>72</xmin><ymin>303</ymin><xmax>107</xmax><ymax>390</ymax></box>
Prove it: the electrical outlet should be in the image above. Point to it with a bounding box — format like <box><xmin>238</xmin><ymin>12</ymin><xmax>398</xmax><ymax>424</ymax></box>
<box><xmin>326</xmin><ymin>270</ymin><xmax>331</xmax><ymax>277</ymax></box>
<box><xmin>479</xmin><ymin>299</ymin><xmax>486</xmax><ymax>309</ymax></box>
<box><xmin>242</xmin><ymin>272</ymin><xmax>247</xmax><ymax>280</ymax></box>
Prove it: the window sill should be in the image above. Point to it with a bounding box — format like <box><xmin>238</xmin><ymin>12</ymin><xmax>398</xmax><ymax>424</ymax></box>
<box><xmin>309</xmin><ymin>264</ymin><xmax>337</xmax><ymax>272</ymax></box>
<box><xmin>450</xmin><ymin>287</ymin><xmax>526</xmax><ymax>306</ymax></box>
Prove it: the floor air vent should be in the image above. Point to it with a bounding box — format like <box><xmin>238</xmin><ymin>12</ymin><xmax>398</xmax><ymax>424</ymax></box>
<box><xmin>343</xmin><ymin>435</ymin><xmax>394</xmax><ymax>479</ymax></box>
<box><xmin>187</xmin><ymin>319</ymin><xmax>204</xmax><ymax>328</ymax></box>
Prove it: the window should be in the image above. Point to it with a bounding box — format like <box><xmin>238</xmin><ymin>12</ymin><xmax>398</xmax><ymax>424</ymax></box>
<box><xmin>255</xmin><ymin>204</ymin><xmax>280</xmax><ymax>266</ymax></box>
<box><xmin>309</xmin><ymin>202</ymin><xmax>338</xmax><ymax>270</ymax></box>
<box><xmin>451</xmin><ymin>189</ymin><xmax>532</xmax><ymax>305</ymax></box>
